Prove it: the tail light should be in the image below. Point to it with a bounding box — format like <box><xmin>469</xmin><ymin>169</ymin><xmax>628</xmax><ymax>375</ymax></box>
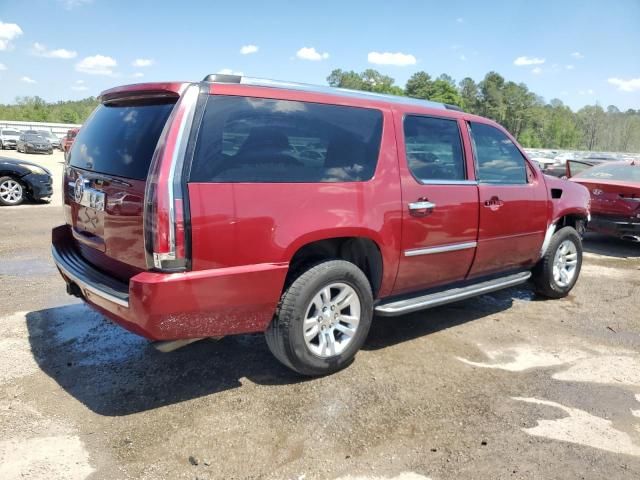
<box><xmin>144</xmin><ymin>85</ymin><xmax>199</xmax><ymax>271</ymax></box>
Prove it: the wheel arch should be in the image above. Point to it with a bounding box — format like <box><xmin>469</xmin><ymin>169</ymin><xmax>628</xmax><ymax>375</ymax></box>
<box><xmin>284</xmin><ymin>235</ymin><xmax>386</xmax><ymax>298</ymax></box>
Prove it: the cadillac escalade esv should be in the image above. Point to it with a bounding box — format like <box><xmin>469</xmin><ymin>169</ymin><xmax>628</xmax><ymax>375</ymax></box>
<box><xmin>52</xmin><ymin>75</ymin><xmax>591</xmax><ymax>375</ymax></box>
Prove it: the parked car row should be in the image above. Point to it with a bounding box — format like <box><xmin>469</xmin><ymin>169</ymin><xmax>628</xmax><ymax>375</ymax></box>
<box><xmin>0</xmin><ymin>127</ymin><xmax>78</xmax><ymax>155</ymax></box>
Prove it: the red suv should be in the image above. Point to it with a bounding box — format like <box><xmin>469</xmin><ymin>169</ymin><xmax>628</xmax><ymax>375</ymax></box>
<box><xmin>52</xmin><ymin>75</ymin><xmax>590</xmax><ymax>375</ymax></box>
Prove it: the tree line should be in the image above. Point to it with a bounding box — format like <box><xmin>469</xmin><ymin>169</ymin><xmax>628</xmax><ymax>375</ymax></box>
<box><xmin>328</xmin><ymin>69</ymin><xmax>640</xmax><ymax>152</ymax></box>
<box><xmin>0</xmin><ymin>96</ymin><xmax>98</xmax><ymax>125</ymax></box>
<box><xmin>2</xmin><ymin>71</ymin><xmax>639</xmax><ymax>152</ymax></box>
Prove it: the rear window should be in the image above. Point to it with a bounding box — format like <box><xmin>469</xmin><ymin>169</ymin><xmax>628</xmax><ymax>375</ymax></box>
<box><xmin>190</xmin><ymin>95</ymin><xmax>383</xmax><ymax>183</ymax></box>
<box><xmin>574</xmin><ymin>163</ymin><xmax>640</xmax><ymax>182</ymax></box>
<box><xmin>69</xmin><ymin>101</ymin><xmax>175</xmax><ymax>180</ymax></box>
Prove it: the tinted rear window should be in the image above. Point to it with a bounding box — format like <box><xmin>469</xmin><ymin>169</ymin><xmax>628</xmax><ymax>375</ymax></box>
<box><xmin>69</xmin><ymin>101</ymin><xmax>175</xmax><ymax>180</ymax></box>
<box><xmin>190</xmin><ymin>96</ymin><xmax>383</xmax><ymax>183</ymax></box>
<box><xmin>574</xmin><ymin>163</ymin><xmax>640</xmax><ymax>182</ymax></box>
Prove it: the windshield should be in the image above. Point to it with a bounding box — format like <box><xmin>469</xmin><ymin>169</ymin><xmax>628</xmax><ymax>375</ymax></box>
<box><xmin>574</xmin><ymin>163</ymin><xmax>640</xmax><ymax>182</ymax></box>
<box><xmin>23</xmin><ymin>134</ymin><xmax>46</xmax><ymax>141</ymax></box>
<box><xmin>2</xmin><ymin>130</ymin><xmax>21</xmax><ymax>136</ymax></box>
<box><xmin>38</xmin><ymin>131</ymin><xmax>55</xmax><ymax>138</ymax></box>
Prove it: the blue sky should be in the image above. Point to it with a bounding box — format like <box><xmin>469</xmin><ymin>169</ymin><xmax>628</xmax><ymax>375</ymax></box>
<box><xmin>1</xmin><ymin>0</ymin><xmax>639</xmax><ymax>110</ymax></box>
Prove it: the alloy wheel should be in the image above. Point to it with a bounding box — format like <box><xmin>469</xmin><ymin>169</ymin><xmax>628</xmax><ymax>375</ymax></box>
<box><xmin>303</xmin><ymin>282</ymin><xmax>361</xmax><ymax>358</ymax></box>
<box><xmin>0</xmin><ymin>179</ymin><xmax>24</xmax><ymax>205</ymax></box>
<box><xmin>552</xmin><ymin>239</ymin><xmax>578</xmax><ymax>287</ymax></box>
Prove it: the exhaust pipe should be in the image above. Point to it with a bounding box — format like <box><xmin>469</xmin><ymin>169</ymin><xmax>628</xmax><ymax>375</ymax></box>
<box><xmin>152</xmin><ymin>336</ymin><xmax>223</xmax><ymax>353</ymax></box>
<box><xmin>621</xmin><ymin>235</ymin><xmax>640</xmax><ymax>243</ymax></box>
<box><xmin>153</xmin><ymin>338</ymin><xmax>205</xmax><ymax>353</ymax></box>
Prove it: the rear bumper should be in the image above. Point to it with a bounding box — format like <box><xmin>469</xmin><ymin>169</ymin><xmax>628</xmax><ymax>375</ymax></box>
<box><xmin>588</xmin><ymin>214</ymin><xmax>640</xmax><ymax>239</ymax></box>
<box><xmin>51</xmin><ymin>225</ymin><xmax>288</xmax><ymax>340</ymax></box>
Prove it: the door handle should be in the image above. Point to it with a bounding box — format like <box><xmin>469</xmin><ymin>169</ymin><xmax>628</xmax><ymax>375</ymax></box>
<box><xmin>408</xmin><ymin>200</ymin><xmax>436</xmax><ymax>216</ymax></box>
<box><xmin>483</xmin><ymin>196</ymin><xmax>504</xmax><ymax>211</ymax></box>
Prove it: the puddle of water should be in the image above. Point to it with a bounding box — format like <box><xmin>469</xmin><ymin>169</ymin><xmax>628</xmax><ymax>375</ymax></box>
<box><xmin>513</xmin><ymin>397</ymin><xmax>640</xmax><ymax>457</ymax></box>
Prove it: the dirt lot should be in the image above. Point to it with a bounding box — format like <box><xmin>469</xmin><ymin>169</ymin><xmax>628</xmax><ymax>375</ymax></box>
<box><xmin>1</xmin><ymin>149</ymin><xmax>640</xmax><ymax>479</ymax></box>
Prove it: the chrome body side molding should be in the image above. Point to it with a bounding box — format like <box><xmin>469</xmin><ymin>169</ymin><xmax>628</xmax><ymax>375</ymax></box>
<box><xmin>404</xmin><ymin>241</ymin><xmax>477</xmax><ymax>257</ymax></box>
<box><xmin>375</xmin><ymin>271</ymin><xmax>531</xmax><ymax>316</ymax></box>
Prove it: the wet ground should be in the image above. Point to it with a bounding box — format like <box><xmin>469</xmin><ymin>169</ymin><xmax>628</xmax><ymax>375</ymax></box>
<box><xmin>1</xmin><ymin>149</ymin><xmax>640</xmax><ymax>479</ymax></box>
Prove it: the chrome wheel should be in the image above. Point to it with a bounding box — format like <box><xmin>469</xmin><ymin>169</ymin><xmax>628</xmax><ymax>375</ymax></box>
<box><xmin>303</xmin><ymin>282</ymin><xmax>361</xmax><ymax>358</ymax></box>
<box><xmin>0</xmin><ymin>179</ymin><xmax>23</xmax><ymax>205</ymax></box>
<box><xmin>553</xmin><ymin>239</ymin><xmax>578</xmax><ymax>288</ymax></box>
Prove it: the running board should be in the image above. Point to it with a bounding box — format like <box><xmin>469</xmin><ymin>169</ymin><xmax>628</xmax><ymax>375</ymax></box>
<box><xmin>375</xmin><ymin>271</ymin><xmax>532</xmax><ymax>316</ymax></box>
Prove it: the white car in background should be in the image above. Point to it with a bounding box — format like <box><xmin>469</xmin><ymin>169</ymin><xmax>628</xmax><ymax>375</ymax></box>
<box><xmin>0</xmin><ymin>128</ymin><xmax>22</xmax><ymax>150</ymax></box>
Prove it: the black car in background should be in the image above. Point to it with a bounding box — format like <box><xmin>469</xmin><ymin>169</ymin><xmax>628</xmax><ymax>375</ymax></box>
<box><xmin>17</xmin><ymin>133</ymin><xmax>53</xmax><ymax>155</ymax></box>
<box><xmin>0</xmin><ymin>157</ymin><xmax>53</xmax><ymax>206</ymax></box>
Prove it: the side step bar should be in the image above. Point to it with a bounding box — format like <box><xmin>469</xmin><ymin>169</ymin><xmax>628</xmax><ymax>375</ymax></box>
<box><xmin>375</xmin><ymin>271</ymin><xmax>532</xmax><ymax>316</ymax></box>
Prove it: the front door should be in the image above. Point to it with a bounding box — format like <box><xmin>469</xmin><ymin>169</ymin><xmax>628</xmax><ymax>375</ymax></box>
<box><xmin>393</xmin><ymin>113</ymin><xmax>479</xmax><ymax>295</ymax></box>
<box><xmin>466</xmin><ymin>121</ymin><xmax>548</xmax><ymax>277</ymax></box>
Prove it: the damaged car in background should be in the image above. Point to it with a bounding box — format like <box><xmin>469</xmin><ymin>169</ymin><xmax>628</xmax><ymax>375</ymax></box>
<box><xmin>569</xmin><ymin>159</ymin><xmax>640</xmax><ymax>242</ymax></box>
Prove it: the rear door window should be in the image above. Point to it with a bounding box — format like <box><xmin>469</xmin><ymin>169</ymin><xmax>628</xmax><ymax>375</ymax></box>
<box><xmin>189</xmin><ymin>96</ymin><xmax>383</xmax><ymax>183</ymax></box>
<box><xmin>69</xmin><ymin>101</ymin><xmax>175</xmax><ymax>180</ymax></box>
<box><xmin>469</xmin><ymin>122</ymin><xmax>527</xmax><ymax>184</ymax></box>
<box><xmin>403</xmin><ymin>115</ymin><xmax>466</xmax><ymax>181</ymax></box>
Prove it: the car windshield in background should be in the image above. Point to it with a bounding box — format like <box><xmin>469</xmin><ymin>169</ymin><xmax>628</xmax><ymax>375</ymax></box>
<box><xmin>68</xmin><ymin>101</ymin><xmax>175</xmax><ymax>180</ymax></box>
<box><xmin>23</xmin><ymin>134</ymin><xmax>47</xmax><ymax>141</ymax></box>
<box><xmin>2</xmin><ymin>130</ymin><xmax>21</xmax><ymax>136</ymax></box>
<box><xmin>38</xmin><ymin>131</ymin><xmax>56</xmax><ymax>139</ymax></box>
<box><xmin>574</xmin><ymin>163</ymin><xmax>640</xmax><ymax>182</ymax></box>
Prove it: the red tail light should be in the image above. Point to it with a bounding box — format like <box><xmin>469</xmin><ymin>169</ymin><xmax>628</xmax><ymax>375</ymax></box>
<box><xmin>144</xmin><ymin>85</ymin><xmax>199</xmax><ymax>271</ymax></box>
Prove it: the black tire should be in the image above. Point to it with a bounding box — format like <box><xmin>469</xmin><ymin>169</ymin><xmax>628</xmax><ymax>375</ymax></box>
<box><xmin>0</xmin><ymin>176</ymin><xmax>25</xmax><ymax>206</ymax></box>
<box><xmin>265</xmin><ymin>260</ymin><xmax>373</xmax><ymax>376</ymax></box>
<box><xmin>532</xmin><ymin>226</ymin><xmax>582</xmax><ymax>298</ymax></box>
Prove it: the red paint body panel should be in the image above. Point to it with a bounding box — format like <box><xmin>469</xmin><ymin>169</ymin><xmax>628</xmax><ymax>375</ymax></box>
<box><xmin>52</xmin><ymin>80</ymin><xmax>592</xmax><ymax>342</ymax></box>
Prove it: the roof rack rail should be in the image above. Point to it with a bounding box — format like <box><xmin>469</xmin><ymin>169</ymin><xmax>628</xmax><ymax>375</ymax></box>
<box><xmin>202</xmin><ymin>73</ymin><xmax>242</xmax><ymax>83</ymax></box>
<box><xmin>201</xmin><ymin>74</ymin><xmax>449</xmax><ymax>111</ymax></box>
<box><xmin>444</xmin><ymin>104</ymin><xmax>464</xmax><ymax>112</ymax></box>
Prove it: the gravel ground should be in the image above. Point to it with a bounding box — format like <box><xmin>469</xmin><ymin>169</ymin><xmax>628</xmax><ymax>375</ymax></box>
<box><xmin>1</xmin><ymin>149</ymin><xmax>640</xmax><ymax>479</ymax></box>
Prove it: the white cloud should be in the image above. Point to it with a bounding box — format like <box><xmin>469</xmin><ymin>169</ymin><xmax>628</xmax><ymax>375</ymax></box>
<box><xmin>532</xmin><ymin>67</ymin><xmax>543</xmax><ymax>75</ymax></box>
<box><xmin>132</xmin><ymin>72</ymin><xmax>144</xmax><ymax>78</ymax></box>
<box><xmin>217</xmin><ymin>68</ymin><xmax>243</xmax><ymax>76</ymax></box>
<box><xmin>31</xmin><ymin>42</ymin><xmax>77</xmax><ymax>59</ymax></box>
<box><xmin>578</xmin><ymin>89</ymin><xmax>595</xmax><ymax>95</ymax></box>
<box><xmin>456</xmin><ymin>17</ymin><xmax>464</xmax><ymax>23</ymax></box>
<box><xmin>368</xmin><ymin>51</ymin><xmax>417</xmax><ymax>66</ymax></box>
<box><xmin>76</xmin><ymin>54</ymin><xmax>117</xmax><ymax>75</ymax></box>
<box><xmin>132</xmin><ymin>58</ymin><xmax>154</xmax><ymax>67</ymax></box>
<box><xmin>21</xmin><ymin>76</ymin><xmax>36</xmax><ymax>84</ymax></box>
<box><xmin>571</xmin><ymin>52</ymin><xmax>585</xmax><ymax>59</ymax></box>
<box><xmin>459</xmin><ymin>54</ymin><xmax>467</xmax><ymax>61</ymax></box>
<box><xmin>0</xmin><ymin>63</ymin><xmax>6</xmax><ymax>71</ymax></box>
<box><xmin>240</xmin><ymin>44</ymin><xmax>258</xmax><ymax>55</ymax></box>
<box><xmin>59</xmin><ymin>0</ymin><xmax>92</xmax><ymax>9</ymax></box>
<box><xmin>514</xmin><ymin>56</ymin><xmax>545</xmax><ymax>66</ymax></box>
<box><xmin>565</xmin><ymin>64</ymin><xmax>575</xmax><ymax>70</ymax></box>
<box><xmin>296</xmin><ymin>47</ymin><xmax>329</xmax><ymax>61</ymax></box>
<box><xmin>608</xmin><ymin>77</ymin><xmax>640</xmax><ymax>92</ymax></box>
<box><xmin>0</xmin><ymin>20</ymin><xmax>23</xmax><ymax>51</ymax></box>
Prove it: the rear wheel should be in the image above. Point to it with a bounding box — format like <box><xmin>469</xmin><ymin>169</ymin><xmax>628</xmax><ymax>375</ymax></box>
<box><xmin>532</xmin><ymin>226</ymin><xmax>582</xmax><ymax>298</ymax></box>
<box><xmin>0</xmin><ymin>176</ymin><xmax>25</xmax><ymax>206</ymax></box>
<box><xmin>265</xmin><ymin>260</ymin><xmax>373</xmax><ymax>376</ymax></box>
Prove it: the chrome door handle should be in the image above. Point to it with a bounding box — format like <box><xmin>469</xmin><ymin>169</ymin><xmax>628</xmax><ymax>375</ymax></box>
<box><xmin>408</xmin><ymin>200</ymin><xmax>436</xmax><ymax>216</ymax></box>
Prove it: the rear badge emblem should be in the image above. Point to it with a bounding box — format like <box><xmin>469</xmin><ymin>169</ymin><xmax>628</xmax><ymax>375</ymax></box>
<box><xmin>74</xmin><ymin>175</ymin><xmax>105</xmax><ymax>211</ymax></box>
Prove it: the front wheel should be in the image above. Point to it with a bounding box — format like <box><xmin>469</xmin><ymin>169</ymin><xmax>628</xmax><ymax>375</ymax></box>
<box><xmin>265</xmin><ymin>260</ymin><xmax>373</xmax><ymax>376</ymax></box>
<box><xmin>532</xmin><ymin>226</ymin><xmax>583</xmax><ymax>298</ymax></box>
<box><xmin>0</xmin><ymin>176</ymin><xmax>25</xmax><ymax>206</ymax></box>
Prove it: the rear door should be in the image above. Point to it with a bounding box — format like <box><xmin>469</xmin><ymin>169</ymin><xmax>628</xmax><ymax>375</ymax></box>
<box><xmin>65</xmin><ymin>96</ymin><xmax>177</xmax><ymax>279</ymax></box>
<box><xmin>393</xmin><ymin>112</ymin><xmax>479</xmax><ymax>294</ymax></box>
<box><xmin>466</xmin><ymin>122</ymin><xmax>547</xmax><ymax>277</ymax></box>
